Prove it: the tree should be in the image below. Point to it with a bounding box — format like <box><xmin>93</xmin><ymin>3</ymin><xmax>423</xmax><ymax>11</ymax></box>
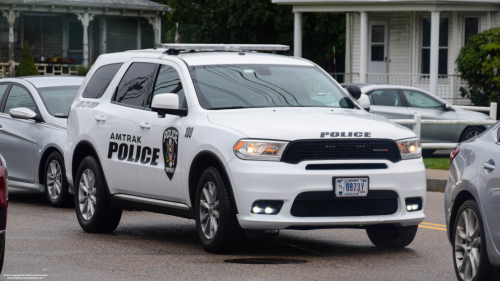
<box><xmin>456</xmin><ymin>27</ymin><xmax>500</xmax><ymax>107</ymax></box>
<box><xmin>150</xmin><ymin>0</ymin><xmax>345</xmax><ymax>73</ymax></box>
<box><xmin>16</xmin><ymin>42</ymin><xmax>39</xmax><ymax>77</ymax></box>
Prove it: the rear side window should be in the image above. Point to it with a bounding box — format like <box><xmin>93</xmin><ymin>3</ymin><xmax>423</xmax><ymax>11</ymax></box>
<box><xmin>113</xmin><ymin>63</ymin><xmax>157</xmax><ymax>108</ymax></box>
<box><xmin>82</xmin><ymin>63</ymin><xmax>123</xmax><ymax>99</ymax></box>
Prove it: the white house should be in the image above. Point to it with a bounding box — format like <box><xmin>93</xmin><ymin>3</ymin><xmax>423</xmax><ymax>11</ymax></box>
<box><xmin>272</xmin><ymin>0</ymin><xmax>500</xmax><ymax>104</ymax></box>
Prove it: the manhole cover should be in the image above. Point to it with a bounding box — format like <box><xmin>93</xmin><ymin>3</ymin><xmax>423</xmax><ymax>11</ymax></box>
<box><xmin>224</xmin><ymin>258</ymin><xmax>307</xmax><ymax>264</ymax></box>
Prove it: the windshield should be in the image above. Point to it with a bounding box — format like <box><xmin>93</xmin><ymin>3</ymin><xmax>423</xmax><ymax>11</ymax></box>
<box><xmin>37</xmin><ymin>86</ymin><xmax>80</xmax><ymax>118</ymax></box>
<box><xmin>190</xmin><ymin>64</ymin><xmax>355</xmax><ymax>110</ymax></box>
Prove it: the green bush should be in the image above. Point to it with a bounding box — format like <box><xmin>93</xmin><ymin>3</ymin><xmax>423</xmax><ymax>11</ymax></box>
<box><xmin>76</xmin><ymin>65</ymin><xmax>92</xmax><ymax>76</ymax></box>
<box><xmin>456</xmin><ymin>27</ymin><xmax>500</xmax><ymax>108</ymax></box>
<box><xmin>15</xmin><ymin>42</ymin><xmax>39</xmax><ymax>77</ymax></box>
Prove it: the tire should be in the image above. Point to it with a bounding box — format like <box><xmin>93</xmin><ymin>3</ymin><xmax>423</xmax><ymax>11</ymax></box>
<box><xmin>195</xmin><ymin>167</ymin><xmax>245</xmax><ymax>253</ymax></box>
<box><xmin>74</xmin><ymin>156</ymin><xmax>122</xmax><ymax>233</ymax></box>
<box><xmin>366</xmin><ymin>224</ymin><xmax>418</xmax><ymax>248</ymax></box>
<box><xmin>460</xmin><ymin>127</ymin><xmax>485</xmax><ymax>142</ymax></box>
<box><xmin>0</xmin><ymin>232</ymin><xmax>4</xmax><ymax>274</ymax></box>
<box><xmin>452</xmin><ymin>200</ymin><xmax>493</xmax><ymax>281</ymax></box>
<box><xmin>44</xmin><ymin>152</ymin><xmax>72</xmax><ymax>207</ymax></box>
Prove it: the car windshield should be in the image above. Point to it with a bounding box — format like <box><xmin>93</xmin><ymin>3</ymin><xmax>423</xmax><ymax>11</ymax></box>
<box><xmin>37</xmin><ymin>86</ymin><xmax>80</xmax><ymax>118</ymax></box>
<box><xmin>190</xmin><ymin>64</ymin><xmax>355</xmax><ymax>110</ymax></box>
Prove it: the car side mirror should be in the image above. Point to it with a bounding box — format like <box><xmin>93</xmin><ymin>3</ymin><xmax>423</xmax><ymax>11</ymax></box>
<box><xmin>10</xmin><ymin>107</ymin><xmax>37</xmax><ymax>120</ymax></box>
<box><xmin>346</xmin><ymin>85</ymin><xmax>362</xmax><ymax>100</ymax></box>
<box><xmin>443</xmin><ymin>103</ymin><xmax>453</xmax><ymax>111</ymax></box>
<box><xmin>151</xmin><ymin>93</ymin><xmax>187</xmax><ymax>117</ymax></box>
<box><xmin>357</xmin><ymin>94</ymin><xmax>371</xmax><ymax>111</ymax></box>
<box><xmin>497</xmin><ymin>127</ymin><xmax>500</xmax><ymax>143</ymax></box>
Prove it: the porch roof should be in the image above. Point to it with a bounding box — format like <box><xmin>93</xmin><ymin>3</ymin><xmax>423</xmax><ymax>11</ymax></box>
<box><xmin>1</xmin><ymin>0</ymin><xmax>172</xmax><ymax>16</ymax></box>
<box><xmin>272</xmin><ymin>0</ymin><xmax>500</xmax><ymax>12</ymax></box>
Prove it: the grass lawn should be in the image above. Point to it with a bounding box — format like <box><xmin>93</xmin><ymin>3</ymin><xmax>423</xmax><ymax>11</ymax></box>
<box><xmin>423</xmin><ymin>158</ymin><xmax>450</xmax><ymax>170</ymax></box>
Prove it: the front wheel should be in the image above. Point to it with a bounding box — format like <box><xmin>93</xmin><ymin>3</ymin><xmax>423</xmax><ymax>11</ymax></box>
<box><xmin>75</xmin><ymin>156</ymin><xmax>122</xmax><ymax>233</ymax></box>
<box><xmin>44</xmin><ymin>152</ymin><xmax>72</xmax><ymax>207</ymax></box>
<box><xmin>195</xmin><ymin>167</ymin><xmax>245</xmax><ymax>253</ymax></box>
<box><xmin>366</xmin><ymin>224</ymin><xmax>418</xmax><ymax>248</ymax></box>
<box><xmin>460</xmin><ymin>127</ymin><xmax>485</xmax><ymax>142</ymax></box>
<box><xmin>453</xmin><ymin>200</ymin><xmax>493</xmax><ymax>281</ymax></box>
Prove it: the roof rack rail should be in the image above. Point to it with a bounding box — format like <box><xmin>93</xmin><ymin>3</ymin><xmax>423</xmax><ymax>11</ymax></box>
<box><xmin>156</xmin><ymin>44</ymin><xmax>290</xmax><ymax>55</ymax></box>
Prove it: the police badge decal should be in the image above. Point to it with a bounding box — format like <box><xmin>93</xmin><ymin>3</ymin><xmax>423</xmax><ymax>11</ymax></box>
<box><xmin>163</xmin><ymin>127</ymin><xmax>179</xmax><ymax>180</ymax></box>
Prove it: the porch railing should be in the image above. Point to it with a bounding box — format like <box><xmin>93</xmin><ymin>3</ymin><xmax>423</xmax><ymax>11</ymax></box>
<box><xmin>0</xmin><ymin>63</ymin><xmax>80</xmax><ymax>78</ymax></box>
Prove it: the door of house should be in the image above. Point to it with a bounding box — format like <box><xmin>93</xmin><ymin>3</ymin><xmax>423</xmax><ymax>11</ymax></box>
<box><xmin>368</xmin><ymin>21</ymin><xmax>388</xmax><ymax>83</ymax></box>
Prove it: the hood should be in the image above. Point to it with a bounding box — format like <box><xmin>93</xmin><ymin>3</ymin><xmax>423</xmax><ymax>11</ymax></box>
<box><xmin>453</xmin><ymin>106</ymin><xmax>492</xmax><ymax>120</ymax></box>
<box><xmin>208</xmin><ymin>107</ymin><xmax>415</xmax><ymax>141</ymax></box>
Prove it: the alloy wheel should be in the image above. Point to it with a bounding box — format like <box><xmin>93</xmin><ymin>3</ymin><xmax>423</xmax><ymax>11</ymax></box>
<box><xmin>47</xmin><ymin>160</ymin><xmax>62</xmax><ymax>200</ymax></box>
<box><xmin>78</xmin><ymin>169</ymin><xmax>97</xmax><ymax>221</ymax></box>
<box><xmin>455</xmin><ymin>208</ymin><xmax>481</xmax><ymax>281</ymax></box>
<box><xmin>199</xmin><ymin>181</ymin><xmax>219</xmax><ymax>239</ymax></box>
<box><xmin>464</xmin><ymin>131</ymin><xmax>480</xmax><ymax>141</ymax></box>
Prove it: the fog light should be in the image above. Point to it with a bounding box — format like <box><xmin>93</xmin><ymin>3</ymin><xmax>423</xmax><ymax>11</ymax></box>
<box><xmin>251</xmin><ymin>200</ymin><xmax>284</xmax><ymax>215</ymax></box>
<box><xmin>405</xmin><ymin>197</ymin><xmax>423</xmax><ymax>212</ymax></box>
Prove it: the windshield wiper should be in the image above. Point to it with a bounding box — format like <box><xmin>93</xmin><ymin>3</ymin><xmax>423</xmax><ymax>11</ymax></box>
<box><xmin>209</xmin><ymin>106</ymin><xmax>255</xmax><ymax>110</ymax></box>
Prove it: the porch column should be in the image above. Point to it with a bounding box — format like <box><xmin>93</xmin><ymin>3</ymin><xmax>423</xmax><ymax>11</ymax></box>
<box><xmin>100</xmin><ymin>17</ymin><xmax>107</xmax><ymax>54</ymax></box>
<box><xmin>294</xmin><ymin>12</ymin><xmax>302</xmax><ymax>57</ymax></box>
<box><xmin>147</xmin><ymin>15</ymin><xmax>161</xmax><ymax>46</ymax></box>
<box><xmin>76</xmin><ymin>12</ymin><xmax>95</xmax><ymax>67</ymax></box>
<box><xmin>429</xmin><ymin>11</ymin><xmax>440</xmax><ymax>96</ymax></box>
<box><xmin>2</xmin><ymin>10</ymin><xmax>20</xmax><ymax>77</ymax></box>
<box><xmin>360</xmin><ymin>12</ymin><xmax>368</xmax><ymax>83</ymax></box>
<box><xmin>137</xmin><ymin>18</ymin><xmax>142</xmax><ymax>49</ymax></box>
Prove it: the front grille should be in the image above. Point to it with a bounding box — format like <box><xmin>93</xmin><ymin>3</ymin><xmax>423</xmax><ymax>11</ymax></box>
<box><xmin>281</xmin><ymin>139</ymin><xmax>401</xmax><ymax>164</ymax></box>
<box><xmin>290</xmin><ymin>190</ymin><xmax>398</xmax><ymax>217</ymax></box>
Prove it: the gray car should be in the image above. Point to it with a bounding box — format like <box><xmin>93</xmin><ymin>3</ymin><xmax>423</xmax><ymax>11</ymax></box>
<box><xmin>0</xmin><ymin>76</ymin><xmax>84</xmax><ymax>207</ymax></box>
<box><xmin>445</xmin><ymin>122</ymin><xmax>500</xmax><ymax>280</ymax></box>
<box><xmin>341</xmin><ymin>84</ymin><xmax>493</xmax><ymax>144</ymax></box>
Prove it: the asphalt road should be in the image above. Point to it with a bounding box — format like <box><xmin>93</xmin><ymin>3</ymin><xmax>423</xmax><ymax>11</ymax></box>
<box><xmin>2</xmin><ymin>189</ymin><xmax>455</xmax><ymax>281</ymax></box>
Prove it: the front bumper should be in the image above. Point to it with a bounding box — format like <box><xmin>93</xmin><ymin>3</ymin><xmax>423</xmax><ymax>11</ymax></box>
<box><xmin>227</xmin><ymin>157</ymin><xmax>426</xmax><ymax>230</ymax></box>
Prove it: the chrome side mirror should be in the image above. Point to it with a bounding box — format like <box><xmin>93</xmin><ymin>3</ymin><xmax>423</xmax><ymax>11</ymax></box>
<box><xmin>10</xmin><ymin>107</ymin><xmax>37</xmax><ymax>120</ymax></box>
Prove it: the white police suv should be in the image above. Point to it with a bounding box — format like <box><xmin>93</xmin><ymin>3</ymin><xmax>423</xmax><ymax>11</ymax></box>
<box><xmin>65</xmin><ymin>44</ymin><xmax>426</xmax><ymax>253</ymax></box>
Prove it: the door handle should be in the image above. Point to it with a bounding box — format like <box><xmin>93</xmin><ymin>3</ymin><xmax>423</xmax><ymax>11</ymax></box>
<box><xmin>483</xmin><ymin>160</ymin><xmax>495</xmax><ymax>171</ymax></box>
<box><xmin>95</xmin><ymin>115</ymin><xmax>106</xmax><ymax>122</ymax></box>
<box><xmin>139</xmin><ymin>122</ymin><xmax>151</xmax><ymax>129</ymax></box>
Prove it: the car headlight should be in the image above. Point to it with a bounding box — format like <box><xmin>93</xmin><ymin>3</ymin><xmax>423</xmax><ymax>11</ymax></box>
<box><xmin>397</xmin><ymin>138</ymin><xmax>422</xmax><ymax>160</ymax></box>
<box><xmin>233</xmin><ymin>140</ymin><xmax>288</xmax><ymax>161</ymax></box>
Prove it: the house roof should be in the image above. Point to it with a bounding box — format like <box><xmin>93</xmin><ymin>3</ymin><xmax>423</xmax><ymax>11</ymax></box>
<box><xmin>273</xmin><ymin>0</ymin><xmax>500</xmax><ymax>12</ymax></box>
<box><xmin>1</xmin><ymin>0</ymin><xmax>172</xmax><ymax>12</ymax></box>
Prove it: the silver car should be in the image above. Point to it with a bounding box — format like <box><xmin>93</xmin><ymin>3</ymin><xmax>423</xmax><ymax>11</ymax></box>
<box><xmin>341</xmin><ymin>84</ymin><xmax>492</xmax><ymax>144</ymax></box>
<box><xmin>445</xmin><ymin>122</ymin><xmax>500</xmax><ymax>280</ymax></box>
<box><xmin>0</xmin><ymin>76</ymin><xmax>84</xmax><ymax>207</ymax></box>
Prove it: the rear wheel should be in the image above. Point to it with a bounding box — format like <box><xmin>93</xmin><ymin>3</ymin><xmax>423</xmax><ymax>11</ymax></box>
<box><xmin>75</xmin><ymin>156</ymin><xmax>122</xmax><ymax>233</ymax></box>
<box><xmin>453</xmin><ymin>200</ymin><xmax>493</xmax><ymax>281</ymax></box>
<box><xmin>44</xmin><ymin>152</ymin><xmax>72</xmax><ymax>207</ymax></box>
<box><xmin>195</xmin><ymin>167</ymin><xmax>245</xmax><ymax>253</ymax></box>
<box><xmin>460</xmin><ymin>127</ymin><xmax>485</xmax><ymax>142</ymax></box>
<box><xmin>366</xmin><ymin>224</ymin><xmax>418</xmax><ymax>248</ymax></box>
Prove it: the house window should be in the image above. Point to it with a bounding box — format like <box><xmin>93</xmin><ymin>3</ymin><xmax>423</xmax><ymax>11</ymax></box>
<box><xmin>0</xmin><ymin>17</ymin><xmax>20</xmax><ymax>44</ymax></box>
<box><xmin>464</xmin><ymin>16</ymin><xmax>480</xmax><ymax>45</ymax></box>
<box><xmin>421</xmin><ymin>17</ymin><xmax>448</xmax><ymax>75</ymax></box>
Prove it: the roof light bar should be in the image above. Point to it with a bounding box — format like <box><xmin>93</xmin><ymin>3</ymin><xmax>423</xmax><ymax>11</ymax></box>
<box><xmin>157</xmin><ymin>44</ymin><xmax>290</xmax><ymax>52</ymax></box>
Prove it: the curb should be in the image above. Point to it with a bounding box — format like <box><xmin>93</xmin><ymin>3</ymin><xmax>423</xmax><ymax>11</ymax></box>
<box><xmin>427</xmin><ymin>178</ymin><xmax>447</xmax><ymax>192</ymax></box>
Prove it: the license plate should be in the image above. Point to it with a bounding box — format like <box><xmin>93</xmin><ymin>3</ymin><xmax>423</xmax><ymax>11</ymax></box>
<box><xmin>334</xmin><ymin>177</ymin><xmax>369</xmax><ymax>197</ymax></box>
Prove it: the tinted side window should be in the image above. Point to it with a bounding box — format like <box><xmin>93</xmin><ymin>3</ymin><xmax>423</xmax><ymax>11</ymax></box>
<box><xmin>149</xmin><ymin>64</ymin><xmax>186</xmax><ymax>109</ymax></box>
<box><xmin>83</xmin><ymin>63</ymin><xmax>123</xmax><ymax>99</ymax></box>
<box><xmin>4</xmin><ymin>85</ymin><xmax>37</xmax><ymax>113</ymax></box>
<box><xmin>402</xmin><ymin>90</ymin><xmax>442</xmax><ymax>109</ymax></box>
<box><xmin>368</xmin><ymin>89</ymin><xmax>402</xmax><ymax>107</ymax></box>
<box><xmin>113</xmin><ymin>63</ymin><xmax>157</xmax><ymax>108</ymax></box>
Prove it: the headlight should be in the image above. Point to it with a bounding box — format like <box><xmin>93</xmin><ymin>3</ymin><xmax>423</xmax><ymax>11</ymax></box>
<box><xmin>397</xmin><ymin>138</ymin><xmax>422</xmax><ymax>160</ymax></box>
<box><xmin>233</xmin><ymin>140</ymin><xmax>288</xmax><ymax>161</ymax></box>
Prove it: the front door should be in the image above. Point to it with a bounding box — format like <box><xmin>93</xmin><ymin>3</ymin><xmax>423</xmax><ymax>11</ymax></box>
<box><xmin>368</xmin><ymin>21</ymin><xmax>388</xmax><ymax>83</ymax></box>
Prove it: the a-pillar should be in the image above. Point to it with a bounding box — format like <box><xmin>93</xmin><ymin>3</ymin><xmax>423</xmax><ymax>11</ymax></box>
<box><xmin>294</xmin><ymin>12</ymin><xmax>302</xmax><ymax>57</ymax></box>
<box><xmin>76</xmin><ymin>12</ymin><xmax>94</xmax><ymax>67</ymax></box>
<box><xmin>360</xmin><ymin>12</ymin><xmax>368</xmax><ymax>83</ymax></box>
<box><xmin>2</xmin><ymin>10</ymin><xmax>20</xmax><ymax>77</ymax></box>
<box><xmin>429</xmin><ymin>11</ymin><xmax>440</xmax><ymax>96</ymax></box>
